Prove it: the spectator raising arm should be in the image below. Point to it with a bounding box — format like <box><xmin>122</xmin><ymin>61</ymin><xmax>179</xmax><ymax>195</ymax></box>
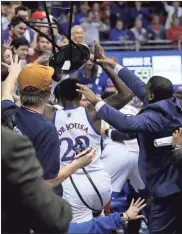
<box><xmin>2</xmin><ymin>53</ymin><xmax>22</xmax><ymax>102</ymax></box>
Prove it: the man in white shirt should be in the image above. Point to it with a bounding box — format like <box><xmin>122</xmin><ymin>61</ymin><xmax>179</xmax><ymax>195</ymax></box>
<box><xmin>81</xmin><ymin>11</ymin><xmax>106</xmax><ymax>47</ymax></box>
<box><xmin>163</xmin><ymin>1</ymin><xmax>182</xmax><ymax>29</ymax></box>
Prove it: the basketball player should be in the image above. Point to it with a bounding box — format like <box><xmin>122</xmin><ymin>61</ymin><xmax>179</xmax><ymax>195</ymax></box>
<box><xmin>45</xmin><ymin>45</ymin><xmax>134</xmax><ymax>223</ymax></box>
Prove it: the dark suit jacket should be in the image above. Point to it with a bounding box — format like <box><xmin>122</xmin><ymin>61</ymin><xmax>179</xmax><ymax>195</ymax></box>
<box><xmin>2</xmin><ymin>127</ymin><xmax>72</xmax><ymax>234</ymax></box>
<box><xmin>110</xmin><ymin>130</ymin><xmax>136</xmax><ymax>142</ymax></box>
<box><xmin>97</xmin><ymin>67</ymin><xmax>182</xmax><ymax>198</ymax></box>
<box><xmin>172</xmin><ymin>148</ymin><xmax>182</xmax><ymax>171</ymax></box>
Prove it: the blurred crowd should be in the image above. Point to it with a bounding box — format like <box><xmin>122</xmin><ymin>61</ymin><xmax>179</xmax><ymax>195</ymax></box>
<box><xmin>2</xmin><ymin>1</ymin><xmax>182</xmax><ymax>45</ymax></box>
<box><xmin>1</xmin><ymin>1</ymin><xmax>182</xmax><ymax>108</ymax></box>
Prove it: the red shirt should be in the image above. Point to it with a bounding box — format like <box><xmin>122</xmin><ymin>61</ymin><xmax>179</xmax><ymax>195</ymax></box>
<box><xmin>26</xmin><ymin>49</ymin><xmax>43</xmax><ymax>63</ymax></box>
<box><xmin>167</xmin><ymin>26</ymin><xmax>182</xmax><ymax>41</ymax></box>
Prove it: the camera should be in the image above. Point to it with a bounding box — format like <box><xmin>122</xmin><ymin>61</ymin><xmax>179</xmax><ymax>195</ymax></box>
<box><xmin>73</xmin><ymin>139</ymin><xmax>87</xmax><ymax>155</ymax></box>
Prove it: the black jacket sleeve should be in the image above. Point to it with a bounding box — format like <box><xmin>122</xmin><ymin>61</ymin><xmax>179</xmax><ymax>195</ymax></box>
<box><xmin>111</xmin><ymin>130</ymin><xmax>137</xmax><ymax>143</ymax></box>
<box><xmin>171</xmin><ymin>148</ymin><xmax>182</xmax><ymax>171</ymax></box>
<box><xmin>2</xmin><ymin>127</ymin><xmax>72</xmax><ymax>234</ymax></box>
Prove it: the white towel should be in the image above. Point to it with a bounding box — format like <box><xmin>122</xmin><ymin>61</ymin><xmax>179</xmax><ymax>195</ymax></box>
<box><xmin>154</xmin><ymin>136</ymin><xmax>172</xmax><ymax>147</ymax></box>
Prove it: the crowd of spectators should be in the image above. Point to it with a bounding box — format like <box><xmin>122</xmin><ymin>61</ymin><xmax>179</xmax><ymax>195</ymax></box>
<box><xmin>1</xmin><ymin>1</ymin><xmax>181</xmax><ymax>109</ymax></box>
<box><xmin>1</xmin><ymin>1</ymin><xmax>182</xmax><ymax>101</ymax></box>
<box><xmin>1</xmin><ymin>1</ymin><xmax>182</xmax><ymax>46</ymax></box>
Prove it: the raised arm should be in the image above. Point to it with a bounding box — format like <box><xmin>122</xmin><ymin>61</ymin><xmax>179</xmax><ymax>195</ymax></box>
<box><xmin>76</xmin><ymin>86</ymin><xmax>168</xmax><ymax>133</ymax></box>
<box><xmin>95</xmin><ymin>102</ymin><xmax>167</xmax><ymax>133</ymax></box>
<box><xmin>98</xmin><ymin>57</ymin><xmax>146</xmax><ymax>102</ymax></box>
<box><xmin>91</xmin><ymin>42</ymin><xmax>134</xmax><ymax>110</ymax></box>
<box><xmin>101</xmin><ymin>64</ymin><xmax>134</xmax><ymax>109</ymax></box>
<box><xmin>2</xmin><ymin>53</ymin><xmax>22</xmax><ymax>102</ymax></box>
<box><xmin>163</xmin><ymin>1</ymin><xmax>171</xmax><ymax>13</ymax></box>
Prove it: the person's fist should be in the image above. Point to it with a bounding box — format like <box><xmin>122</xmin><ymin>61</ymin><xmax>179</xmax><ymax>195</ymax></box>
<box><xmin>172</xmin><ymin>128</ymin><xmax>182</xmax><ymax>146</ymax></box>
<box><xmin>94</xmin><ymin>40</ymin><xmax>106</xmax><ymax>60</ymax></box>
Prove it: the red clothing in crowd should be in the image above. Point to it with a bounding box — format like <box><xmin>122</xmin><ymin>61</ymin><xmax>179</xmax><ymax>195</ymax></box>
<box><xmin>26</xmin><ymin>49</ymin><xmax>43</xmax><ymax>63</ymax></box>
<box><xmin>167</xmin><ymin>26</ymin><xmax>182</xmax><ymax>40</ymax></box>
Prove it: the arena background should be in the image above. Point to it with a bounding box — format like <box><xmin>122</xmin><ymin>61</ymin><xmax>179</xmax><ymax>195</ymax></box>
<box><xmin>2</xmin><ymin>1</ymin><xmax>182</xmax><ymax>91</ymax></box>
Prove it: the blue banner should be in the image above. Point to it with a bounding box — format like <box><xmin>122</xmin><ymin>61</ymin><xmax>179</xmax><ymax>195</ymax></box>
<box><xmin>106</xmin><ymin>50</ymin><xmax>182</xmax><ymax>88</ymax></box>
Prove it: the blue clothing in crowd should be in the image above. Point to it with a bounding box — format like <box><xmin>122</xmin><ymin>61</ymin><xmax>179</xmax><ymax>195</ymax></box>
<box><xmin>1</xmin><ymin>100</ymin><xmax>62</xmax><ymax>196</ymax></box>
<box><xmin>75</xmin><ymin>13</ymin><xmax>87</xmax><ymax>25</ymax></box>
<box><xmin>130</xmin><ymin>7</ymin><xmax>149</xmax><ymax>27</ymax></box>
<box><xmin>147</xmin><ymin>24</ymin><xmax>166</xmax><ymax>40</ymax></box>
<box><xmin>77</xmin><ymin>68</ymin><xmax>114</xmax><ymax>94</ymax></box>
<box><xmin>2</xmin><ymin>28</ymin><xmax>34</xmax><ymax>44</ymax></box>
<box><xmin>110</xmin><ymin>3</ymin><xmax>129</xmax><ymax>27</ymax></box>
<box><xmin>68</xmin><ymin>213</ymin><xmax>125</xmax><ymax>234</ymax></box>
<box><xmin>60</xmin><ymin>21</ymin><xmax>77</xmax><ymax>34</ymax></box>
<box><xmin>109</xmin><ymin>28</ymin><xmax>127</xmax><ymax>41</ymax></box>
<box><xmin>128</xmin><ymin>28</ymin><xmax>148</xmax><ymax>41</ymax></box>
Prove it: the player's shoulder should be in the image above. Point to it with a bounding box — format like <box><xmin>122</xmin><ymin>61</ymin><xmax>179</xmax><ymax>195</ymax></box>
<box><xmin>65</xmin><ymin>106</ymin><xmax>85</xmax><ymax>113</ymax></box>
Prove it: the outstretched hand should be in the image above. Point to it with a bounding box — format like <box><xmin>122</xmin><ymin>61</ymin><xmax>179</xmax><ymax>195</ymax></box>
<box><xmin>72</xmin><ymin>147</ymin><xmax>96</xmax><ymax>169</ymax></box>
<box><xmin>2</xmin><ymin>53</ymin><xmax>22</xmax><ymax>78</ymax></box>
<box><xmin>172</xmin><ymin>128</ymin><xmax>182</xmax><ymax>146</ymax></box>
<box><xmin>76</xmin><ymin>83</ymin><xmax>102</xmax><ymax>106</ymax></box>
<box><xmin>94</xmin><ymin>40</ymin><xmax>106</xmax><ymax>60</ymax></box>
<box><xmin>123</xmin><ymin>198</ymin><xmax>146</xmax><ymax>221</ymax></box>
<box><xmin>3</xmin><ymin>38</ymin><xmax>13</xmax><ymax>50</ymax></box>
